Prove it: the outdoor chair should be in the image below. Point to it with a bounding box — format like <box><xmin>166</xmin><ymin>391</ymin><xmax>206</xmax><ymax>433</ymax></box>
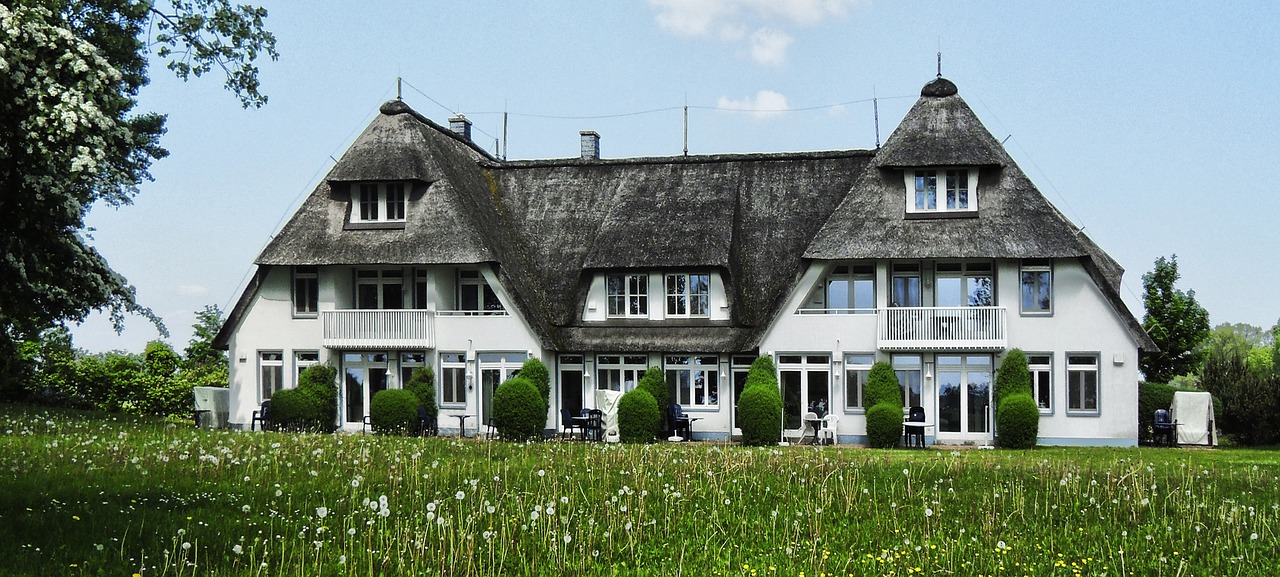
<box><xmin>904</xmin><ymin>405</ymin><xmax>926</xmax><ymax>447</ymax></box>
<box><xmin>670</xmin><ymin>404</ymin><xmax>693</xmax><ymax>440</ymax></box>
<box><xmin>797</xmin><ymin>411</ymin><xmax>820</xmax><ymax>444</ymax></box>
<box><xmin>485</xmin><ymin>418</ymin><xmax>500</xmax><ymax>440</ymax></box>
<box><xmin>585</xmin><ymin>409</ymin><xmax>604</xmax><ymax>442</ymax></box>
<box><xmin>418</xmin><ymin>405</ymin><xmax>438</xmax><ymax>437</ymax></box>
<box><xmin>561</xmin><ymin>408</ymin><xmax>584</xmax><ymax>441</ymax></box>
<box><xmin>1153</xmin><ymin>408</ymin><xmax>1177</xmax><ymax>446</ymax></box>
<box><xmin>818</xmin><ymin>414</ymin><xmax>840</xmax><ymax>445</ymax></box>
<box><xmin>250</xmin><ymin>400</ymin><xmax>272</xmax><ymax>431</ymax></box>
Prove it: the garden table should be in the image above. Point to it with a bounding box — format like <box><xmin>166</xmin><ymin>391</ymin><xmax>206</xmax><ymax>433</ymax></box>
<box><xmin>451</xmin><ymin>414</ymin><xmax>474</xmax><ymax>438</ymax></box>
<box><xmin>903</xmin><ymin>421</ymin><xmax>934</xmax><ymax>448</ymax></box>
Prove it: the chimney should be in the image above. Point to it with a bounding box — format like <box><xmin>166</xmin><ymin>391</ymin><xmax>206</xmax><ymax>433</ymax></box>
<box><xmin>580</xmin><ymin>130</ymin><xmax>600</xmax><ymax>160</ymax></box>
<box><xmin>449</xmin><ymin>114</ymin><xmax>472</xmax><ymax>141</ymax></box>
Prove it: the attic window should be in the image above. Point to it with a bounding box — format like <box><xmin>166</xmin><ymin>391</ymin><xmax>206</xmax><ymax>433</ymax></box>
<box><xmin>351</xmin><ymin>182</ymin><xmax>406</xmax><ymax>223</ymax></box>
<box><xmin>904</xmin><ymin>169</ymin><xmax>978</xmax><ymax>215</ymax></box>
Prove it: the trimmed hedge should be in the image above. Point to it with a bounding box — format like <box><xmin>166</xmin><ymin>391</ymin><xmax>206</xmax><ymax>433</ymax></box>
<box><xmin>520</xmin><ymin>358</ymin><xmax>551</xmax><ymax>407</ymax></box>
<box><xmin>864</xmin><ymin>362</ymin><xmax>901</xmax><ymax>409</ymax></box>
<box><xmin>996</xmin><ymin>393</ymin><xmax>1040</xmax><ymax>449</ymax></box>
<box><xmin>995</xmin><ymin>349</ymin><xmax>1031</xmax><ymax>403</ymax></box>
<box><xmin>637</xmin><ymin>366</ymin><xmax>668</xmax><ymax>432</ymax></box>
<box><xmin>268</xmin><ymin>388</ymin><xmax>323</xmax><ymax>432</ymax></box>
<box><xmin>739</xmin><ymin>355</ymin><xmax>782</xmax><ymax>446</ymax></box>
<box><xmin>297</xmin><ymin>364</ymin><xmax>338</xmax><ymax>431</ymax></box>
<box><xmin>403</xmin><ymin>365</ymin><xmax>436</xmax><ymax>416</ymax></box>
<box><xmin>1138</xmin><ymin>381</ymin><xmax>1178</xmax><ymax>445</ymax></box>
<box><xmin>618</xmin><ymin>388</ymin><xmax>661</xmax><ymax>443</ymax></box>
<box><xmin>492</xmin><ymin>377</ymin><xmax>545</xmax><ymax>441</ymax></box>
<box><xmin>369</xmin><ymin>389</ymin><xmax>419</xmax><ymax>435</ymax></box>
<box><xmin>866</xmin><ymin>403</ymin><xmax>903</xmax><ymax>449</ymax></box>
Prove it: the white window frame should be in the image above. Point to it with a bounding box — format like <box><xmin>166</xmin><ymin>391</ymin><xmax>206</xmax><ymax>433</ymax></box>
<box><xmin>606</xmin><ymin>274</ymin><xmax>649</xmax><ymax>318</ymax></box>
<box><xmin>1027</xmin><ymin>353</ymin><xmax>1053</xmax><ymax>415</ymax></box>
<box><xmin>440</xmin><ymin>353</ymin><xmax>466</xmax><ymax>406</ymax></box>
<box><xmin>665</xmin><ymin>355</ymin><xmax>719</xmax><ymax>409</ymax></box>
<box><xmin>292</xmin><ymin>266</ymin><xmax>318</xmax><ymax>318</ymax></box>
<box><xmin>355</xmin><ymin>268</ymin><xmax>404</xmax><ymax>310</ymax></box>
<box><xmin>259</xmin><ymin>351</ymin><xmax>284</xmax><ymax>401</ymax></box>
<box><xmin>890</xmin><ymin>262</ymin><xmax>922</xmax><ymax>307</ymax></box>
<box><xmin>1020</xmin><ymin>261</ymin><xmax>1053</xmax><ymax>315</ymax></box>
<box><xmin>351</xmin><ymin>182</ymin><xmax>406</xmax><ymax>223</ymax></box>
<box><xmin>457</xmin><ymin>269</ymin><xmax>505</xmax><ymax>313</ymax></box>
<box><xmin>892</xmin><ymin>354</ymin><xmax>923</xmax><ymax>409</ymax></box>
<box><xmin>665</xmin><ymin>273</ymin><xmax>710</xmax><ymax>317</ymax></box>
<box><xmin>596</xmin><ymin>355</ymin><xmax>648</xmax><ymax>392</ymax></box>
<box><xmin>905</xmin><ymin>168</ymin><xmax>978</xmax><ymax>214</ymax></box>
<box><xmin>843</xmin><ymin>354</ymin><xmax>875</xmax><ymax>411</ymax></box>
<box><xmin>294</xmin><ymin>350</ymin><xmax>319</xmax><ymax>383</ymax></box>
<box><xmin>1066</xmin><ymin>353</ymin><xmax>1100</xmax><ymax>415</ymax></box>
<box><xmin>399</xmin><ymin>351</ymin><xmax>427</xmax><ymax>389</ymax></box>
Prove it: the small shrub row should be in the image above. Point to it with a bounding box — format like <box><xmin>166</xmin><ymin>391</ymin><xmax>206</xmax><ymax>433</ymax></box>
<box><xmin>738</xmin><ymin>356</ymin><xmax>782</xmax><ymax>446</ymax></box>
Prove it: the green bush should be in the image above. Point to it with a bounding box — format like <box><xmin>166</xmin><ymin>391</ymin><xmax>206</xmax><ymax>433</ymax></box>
<box><xmin>996</xmin><ymin>393</ymin><xmax>1040</xmax><ymax>449</ymax></box>
<box><xmin>1201</xmin><ymin>352</ymin><xmax>1280</xmax><ymax>446</ymax></box>
<box><xmin>297</xmin><ymin>364</ymin><xmax>338</xmax><ymax>431</ymax></box>
<box><xmin>864</xmin><ymin>362</ymin><xmax>901</xmax><ymax>409</ymax></box>
<box><xmin>369</xmin><ymin>389</ymin><xmax>419</xmax><ymax>435</ymax></box>
<box><xmin>637</xmin><ymin>366</ymin><xmax>668</xmax><ymax>432</ymax></box>
<box><xmin>865</xmin><ymin>402</ymin><xmax>903</xmax><ymax>448</ymax></box>
<box><xmin>268</xmin><ymin>388</ymin><xmax>321</xmax><ymax>432</ymax></box>
<box><xmin>995</xmin><ymin>349</ymin><xmax>1031</xmax><ymax>403</ymax></box>
<box><xmin>618</xmin><ymin>388</ymin><xmax>661</xmax><ymax>443</ymax></box>
<box><xmin>520</xmin><ymin>358</ymin><xmax>551</xmax><ymax>406</ymax></box>
<box><xmin>492</xmin><ymin>377</ymin><xmax>546</xmax><ymax>441</ymax></box>
<box><xmin>403</xmin><ymin>365</ymin><xmax>437</xmax><ymax>415</ymax></box>
<box><xmin>737</xmin><ymin>355</ymin><xmax>782</xmax><ymax>446</ymax></box>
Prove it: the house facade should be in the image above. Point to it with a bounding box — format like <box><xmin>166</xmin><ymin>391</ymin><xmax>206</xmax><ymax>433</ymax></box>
<box><xmin>214</xmin><ymin>77</ymin><xmax>1154</xmax><ymax>446</ymax></box>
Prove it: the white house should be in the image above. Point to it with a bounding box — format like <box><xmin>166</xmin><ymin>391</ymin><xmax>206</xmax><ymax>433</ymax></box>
<box><xmin>214</xmin><ymin>77</ymin><xmax>1154</xmax><ymax>446</ymax></box>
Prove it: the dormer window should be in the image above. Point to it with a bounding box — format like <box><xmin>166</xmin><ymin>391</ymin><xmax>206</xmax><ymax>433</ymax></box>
<box><xmin>352</xmin><ymin>182</ymin><xmax>406</xmax><ymax>223</ymax></box>
<box><xmin>607</xmin><ymin>274</ymin><xmax>648</xmax><ymax>318</ymax></box>
<box><xmin>905</xmin><ymin>169</ymin><xmax>977</xmax><ymax>214</ymax></box>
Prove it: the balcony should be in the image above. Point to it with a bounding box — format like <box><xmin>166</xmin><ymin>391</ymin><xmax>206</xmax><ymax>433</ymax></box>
<box><xmin>877</xmin><ymin>306</ymin><xmax>1007</xmax><ymax>351</ymax></box>
<box><xmin>322</xmin><ymin>310</ymin><xmax>435</xmax><ymax>349</ymax></box>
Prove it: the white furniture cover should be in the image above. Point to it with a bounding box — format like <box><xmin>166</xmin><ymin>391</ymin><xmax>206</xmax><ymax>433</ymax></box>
<box><xmin>1170</xmin><ymin>391</ymin><xmax>1217</xmax><ymax>446</ymax></box>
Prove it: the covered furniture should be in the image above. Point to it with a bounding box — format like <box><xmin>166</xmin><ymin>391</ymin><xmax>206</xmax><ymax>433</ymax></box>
<box><xmin>192</xmin><ymin>386</ymin><xmax>229</xmax><ymax>429</ymax></box>
<box><xmin>1171</xmin><ymin>391</ymin><xmax>1217</xmax><ymax>446</ymax></box>
<box><xmin>904</xmin><ymin>406</ymin><xmax>927</xmax><ymax>447</ymax></box>
<box><xmin>1153</xmin><ymin>408</ymin><xmax>1177</xmax><ymax>446</ymax></box>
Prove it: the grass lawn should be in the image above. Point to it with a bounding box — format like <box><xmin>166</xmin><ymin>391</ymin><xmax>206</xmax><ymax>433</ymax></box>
<box><xmin>0</xmin><ymin>406</ymin><xmax>1276</xmax><ymax>576</ymax></box>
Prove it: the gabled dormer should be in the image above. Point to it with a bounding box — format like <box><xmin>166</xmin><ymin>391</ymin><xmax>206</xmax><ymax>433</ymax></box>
<box><xmin>904</xmin><ymin>167</ymin><xmax>979</xmax><ymax>215</ymax></box>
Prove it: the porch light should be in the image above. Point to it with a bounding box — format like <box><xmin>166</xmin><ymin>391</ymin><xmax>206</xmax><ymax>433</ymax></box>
<box><xmin>925</xmin><ymin>363</ymin><xmax>934</xmax><ymax>381</ymax></box>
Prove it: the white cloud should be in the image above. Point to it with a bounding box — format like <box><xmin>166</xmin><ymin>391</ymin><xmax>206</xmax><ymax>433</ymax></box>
<box><xmin>649</xmin><ymin>0</ymin><xmax>857</xmax><ymax>67</ymax></box>
<box><xmin>748</xmin><ymin>28</ymin><xmax>793</xmax><ymax>67</ymax></box>
<box><xmin>177</xmin><ymin>284</ymin><xmax>210</xmax><ymax>297</ymax></box>
<box><xmin>717</xmin><ymin>90</ymin><xmax>791</xmax><ymax>119</ymax></box>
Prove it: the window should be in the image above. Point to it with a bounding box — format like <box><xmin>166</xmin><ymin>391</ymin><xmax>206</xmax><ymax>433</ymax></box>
<box><xmin>355</xmin><ymin>269</ymin><xmax>403</xmax><ymax>309</ymax></box>
<box><xmin>1067</xmin><ymin>354</ymin><xmax>1099</xmax><ymax>413</ymax></box>
<box><xmin>1028</xmin><ymin>353</ymin><xmax>1053</xmax><ymax>413</ymax></box>
<box><xmin>606</xmin><ymin>274</ymin><xmax>648</xmax><ymax>318</ymax></box>
<box><xmin>892</xmin><ymin>354</ymin><xmax>923</xmax><ymax>408</ymax></box>
<box><xmin>665</xmin><ymin>355</ymin><xmax>718</xmax><ymax>408</ymax></box>
<box><xmin>665</xmin><ymin>273</ymin><xmax>710</xmax><ymax>317</ymax></box>
<box><xmin>1020</xmin><ymin>260</ymin><xmax>1053</xmax><ymax>314</ymax></box>
<box><xmin>399</xmin><ymin>352</ymin><xmax>427</xmax><ymax>388</ymax></box>
<box><xmin>293</xmin><ymin>266</ymin><xmax>318</xmax><ymax>317</ymax></box>
<box><xmin>890</xmin><ymin>263</ymin><xmax>921</xmax><ymax>307</ymax></box>
<box><xmin>413</xmin><ymin>268</ymin><xmax>429</xmax><ymax>309</ymax></box>
<box><xmin>351</xmin><ymin>182</ymin><xmax>406</xmax><ymax>223</ymax></box>
<box><xmin>906</xmin><ymin>169</ymin><xmax>978</xmax><ymax>214</ymax></box>
<box><xmin>458</xmin><ymin>270</ymin><xmax>504</xmax><ymax>313</ymax></box>
<box><xmin>822</xmin><ymin>265</ymin><xmax>875</xmax><ymax>313</ymax></box>
<box><xmin>259</xmin><ymin>351</ymin><xmax>284</xmax><ymax>400</ymax></box>
<box><xmin>294</xmin><ymin>350</ymin><xmax>319</xmax><ymax>381</ymax></box>
<box><xmin>440</xmin><ymin>353</ymin><xmax>466</xmax><ymax>405</ymax></box>
<box><xmin>596</xmin><ymin>355</ymin><xmax>648</xmax><ymax>391</ymax></box>
<box><xmin>844</xmin><ymin>354</ymin><xmax>875</xmax><ymax>410</ymax></box>
<box><xmin>935</xmin><ymin>262</ymin><xmax>994</xmax><ymax>307</ymax></box>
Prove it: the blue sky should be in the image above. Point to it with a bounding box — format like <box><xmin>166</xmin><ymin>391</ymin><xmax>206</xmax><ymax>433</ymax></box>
<box><xmin>73</xmin><ymin>0</ymin><xmax>1280</xmax><ymax>353</ymax></box>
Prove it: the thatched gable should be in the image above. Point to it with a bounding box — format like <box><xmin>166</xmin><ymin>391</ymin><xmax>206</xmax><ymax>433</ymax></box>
<box><xmin>871</xmin><ymin>78</ymin><xmax>1006</xmax><ymax>169</ymax></box>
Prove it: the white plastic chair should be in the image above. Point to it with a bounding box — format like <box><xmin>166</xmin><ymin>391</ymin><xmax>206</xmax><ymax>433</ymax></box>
<box><xmin>818</xmin><ymin>414</ymin><xmax>840</xmax><ymax>445</ymax></box>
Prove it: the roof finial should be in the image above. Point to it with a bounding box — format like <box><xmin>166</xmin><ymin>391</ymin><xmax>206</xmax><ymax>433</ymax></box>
<box><xmin>396</xmin><ymin>77</ymin><xmax>402</xmax><ymax>101</ymax></box>
<box><xmin>937</xmin><ymin>52</ymin><xmax>942</xmax><ymax>78</ymax></box>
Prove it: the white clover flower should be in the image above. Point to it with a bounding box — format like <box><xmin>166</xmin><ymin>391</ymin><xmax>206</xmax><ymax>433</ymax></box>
<box><xmin>316</xmin><ymin>507</ymin><xmax>328</xmax><ymax>519</ymax></box>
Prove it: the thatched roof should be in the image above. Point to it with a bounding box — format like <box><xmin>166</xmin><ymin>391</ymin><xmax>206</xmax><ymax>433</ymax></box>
<box><xmin>218</xmin><ymin>78</ymin><xmax>1152</xmax><ymax>352</ymax></box>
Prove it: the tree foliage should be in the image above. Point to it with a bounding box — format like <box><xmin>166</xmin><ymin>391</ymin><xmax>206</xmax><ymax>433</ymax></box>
<box><xmin>1140</xmin><ymin>255</ymin><xmax>1210</xmax><ymax>384</ymax></box>
<box><xmin>181</xmin><ymin>305</ymin><xmax>227</xmax><ymax>387</ymax></box>
<box><xmin>0</xmin><ymin>1</ymin><xmax>276</xmax><ymax>395</ymax></box>
<box><xmin>1201</xmin><ymin>351</ymin><xmax>1280</xmax><ymax>446</ymax></box>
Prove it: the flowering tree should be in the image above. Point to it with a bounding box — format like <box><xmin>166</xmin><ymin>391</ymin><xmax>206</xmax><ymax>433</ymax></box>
<box><xmin>0</xmin><ymin>2</ymin><xmax>276</xmax><ymax>397</ymax></box>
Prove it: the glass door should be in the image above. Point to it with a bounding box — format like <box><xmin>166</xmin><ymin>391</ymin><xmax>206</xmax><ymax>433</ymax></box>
<box><xmin>478</xmin><ymin>353</ymin><xmax>523</xmax><ymax>427</ymax></box>
<box><xmin>936</xmin><ymin>355</ymin><xmax>992</xmax><ymax>441</ymax></box>
<box><xmin>342</xmin><ymin>352</ymin><xmax>389</xmax><ymax>427</ymax></box>
<box><xmin>730</xmin><ymin>356</ymin><xmax>754</xmax><ymax>436</ymax></box>
<box><xmin>778</xmin><ymin>355</ymin><xmax>830</xmax><ymax>439</ymax></box>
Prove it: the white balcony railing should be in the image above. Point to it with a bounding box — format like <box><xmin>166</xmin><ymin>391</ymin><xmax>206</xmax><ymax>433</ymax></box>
<box><xmin>322</xmin><ymin>310</ymin><xmax>435</xmax><ymax>349</ymax></box>
<box><xmin>877</xmin><ymin>306</ymin><xmax>1007</xmax><ymax>351</ymax></box>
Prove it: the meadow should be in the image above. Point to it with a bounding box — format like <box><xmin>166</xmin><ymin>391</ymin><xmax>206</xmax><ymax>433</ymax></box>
<box><xmin>0</xmin><ymin>406</ymin><xmax>1276</xmax><ymax>576</ymax></box>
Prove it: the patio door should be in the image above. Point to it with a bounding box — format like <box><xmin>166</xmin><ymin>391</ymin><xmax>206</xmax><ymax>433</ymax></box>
<box><xmin>936</xmin><ymin>355</ymin><xmax>993</xmax><ymax>442</ymax></box>
<box><xmin>778</xmin><ymin>354</ymin><xmax>830</xmax><ymax>438</ymax></box>
<box><xmin>729</xmin><ymin>356</ymin><xmax>754</xmax><ymax>436</ymax></box>
<box><xmin>478</xmin><ymin>353</ymin><xmax>523</xmax><ymax>427</ymax></box>
<box><xmin>342</xmin><ymin>352</ymin><xmax>389</xmax><ymax>427</ymax></box>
